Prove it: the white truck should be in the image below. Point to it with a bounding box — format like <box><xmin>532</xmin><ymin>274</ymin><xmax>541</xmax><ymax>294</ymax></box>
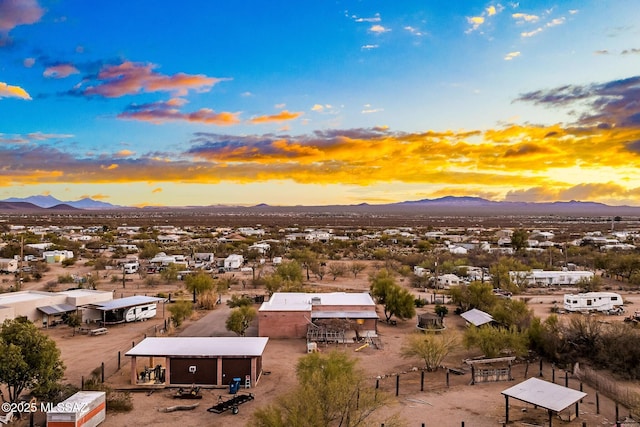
<box><xmin>564</xmin><ymin>292</ymin><xmax>624</xmax><ymax>314</ymax></box>
<box><xmin>123</xmin><ymin>261</ymin><xmax>140</xmax><ymax>274</ymax></box>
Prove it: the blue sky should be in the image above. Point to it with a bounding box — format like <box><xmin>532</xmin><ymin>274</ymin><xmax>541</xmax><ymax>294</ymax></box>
<box><xmin>1</xmin><ymin>1</ymin><xmax>640</xmax><ymax>206</ymax></box>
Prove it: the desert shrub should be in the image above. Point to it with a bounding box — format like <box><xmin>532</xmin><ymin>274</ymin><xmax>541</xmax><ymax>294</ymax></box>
<box><xmin>57</xmin><ymin>274</ymin><xmax>74</xmax><ymax>284</ymax></box>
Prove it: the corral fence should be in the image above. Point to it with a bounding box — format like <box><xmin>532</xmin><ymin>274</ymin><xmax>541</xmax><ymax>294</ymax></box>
<box><xmin>81</xmin><ymin>320</ymin><xmax>168</xmax><ymax>387</ymax></box>
<box><xmin>574</xmin><ymin>362</ymin><xmax>640</xmax><ymax>419</ymax></box>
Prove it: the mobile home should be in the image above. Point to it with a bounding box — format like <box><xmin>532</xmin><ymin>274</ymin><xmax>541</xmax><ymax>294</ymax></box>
<box><xmin>564</xmin><ymin>292</ymin><xmax>623</xmax><ymax>313</ymax></box>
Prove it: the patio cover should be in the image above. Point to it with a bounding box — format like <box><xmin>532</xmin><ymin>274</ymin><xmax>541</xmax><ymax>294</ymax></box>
<box><xmin>460</xmin><ymin>308</ymin><xmax>493</xmax><ymax>326</ymax></box>
<box><xmin>37</xmin><ymin>304</ymin><xmax>76</xmax><ymax>315</ymax></box>
<box><xmin>502</xmin><ymin>377</ymin><xmax>587</xmax><ymax>426</ymax></box>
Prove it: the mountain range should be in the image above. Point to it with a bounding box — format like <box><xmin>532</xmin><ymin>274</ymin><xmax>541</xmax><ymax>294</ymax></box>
<box><xmin>1</xmin><ymin>195</ymin><xmax>640</xmax><ymax>217</ymax></box>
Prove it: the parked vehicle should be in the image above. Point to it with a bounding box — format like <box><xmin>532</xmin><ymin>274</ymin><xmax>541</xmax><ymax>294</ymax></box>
<box><xmin>563</xmin><ymin>292</ymin><xmax>623</xmax><ymax>313</ymax></box>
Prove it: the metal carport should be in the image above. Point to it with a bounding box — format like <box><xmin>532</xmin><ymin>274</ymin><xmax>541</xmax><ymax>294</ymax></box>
<box><xmin>501</xmin><ymin>377</ymin><xmax>587</xmax><ymax>426</ymax></box>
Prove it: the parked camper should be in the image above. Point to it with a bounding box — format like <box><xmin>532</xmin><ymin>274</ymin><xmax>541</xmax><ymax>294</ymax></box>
<box><xmin>125</xmin><ymin>304</ymin><xmax>157</xmax><ymax>322</ymax></box>
<box><xmin>123</xmin><ymin>262</ymin><xmax>139</xmax><ymax>274</ymax></box>
<box><xmin>0</xmin><ymin>258</ymin><xmax>18</xmax><ymax>273</ymax></box>
<box><xmin>564</xmin><ymin>292</ymin><xmax>623</xmax><ymax>313</ymax></box>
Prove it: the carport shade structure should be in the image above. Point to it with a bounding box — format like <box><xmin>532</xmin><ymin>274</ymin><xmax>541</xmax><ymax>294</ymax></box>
<box><xmin>501</xmin><ymin>377</ymin><xmax>587</xmax><ymax>426</ymax></box>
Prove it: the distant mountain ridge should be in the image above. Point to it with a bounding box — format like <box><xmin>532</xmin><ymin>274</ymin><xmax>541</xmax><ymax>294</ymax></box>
<box><xmin>1</xmin><ymin>195</ymin><xmax>119</xmax><ymax>210</ymax></box>
<box><xmin>1</xmin><ymin>195</ymin><xmax>638</xmax><ymax>216</ymax></box>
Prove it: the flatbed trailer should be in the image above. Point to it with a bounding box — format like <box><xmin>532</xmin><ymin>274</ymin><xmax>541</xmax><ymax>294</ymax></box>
<box><xmin>207</xmin><ymin>393</ymin><xmax>254</xmax><ymax>415</ymax></box>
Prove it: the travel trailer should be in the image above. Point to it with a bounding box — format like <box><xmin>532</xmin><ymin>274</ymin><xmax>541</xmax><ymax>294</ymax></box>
<box><xmin>123</xmin><ymin>262</ymin><xmax>139</xmax><ymax>274</ymax></box>
<box><xmin>124</xmin><ymin>303</ymin><xmax>157</xmax><ymax>322</ymax></box>
<box><xmin>564</xmin><ymin>292</ymin><xmax>623</xmax><ymax>313</ymax></box>
<box><xmin>0</xmin><ymin>258</ymin><xmax>18</xmax><ymax>273</ymax></box>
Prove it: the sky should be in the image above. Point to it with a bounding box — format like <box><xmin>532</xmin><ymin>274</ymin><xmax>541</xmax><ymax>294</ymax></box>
<box><xmin>1</xmin><ymin>1</ymin><xmax>640</xmax><ymax>207</ymax></box>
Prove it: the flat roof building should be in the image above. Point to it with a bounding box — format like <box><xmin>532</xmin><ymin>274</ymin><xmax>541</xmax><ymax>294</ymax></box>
<box><xmin>126</xmin><ymin>337</ymin><xmax>269</xmax><ymax>388</ymax></box>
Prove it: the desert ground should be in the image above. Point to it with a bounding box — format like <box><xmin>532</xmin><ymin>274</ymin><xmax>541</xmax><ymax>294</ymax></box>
<box><xmin>7</xmin><ymin>260</ymin><xmax>640</xmax><ymax>427</ymax></box>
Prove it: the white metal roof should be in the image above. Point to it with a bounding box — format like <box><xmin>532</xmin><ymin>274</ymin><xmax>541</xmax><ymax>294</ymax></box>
<box><xmin>502</xmin><ymin>377</ymin><xmax>586</xmax><ymax>412</ymax></box>
<box><xmin>460</xmin><ymin>308</ymin><xmax>494</xmax><ymax>326</ymax></box>
<box><xmin>37</xmin><ymin>304</ymin><xmax>77</xmax><ymax>315</ymax></box>
<box><xmin>259</xmin><ymin>292</ymin><xmax>375</xmax><ymax>312</ymax></box>
<box><xmin>125</xmin><ymin>337</ymin><xmax>269</xmax><ymax>357</ymax></box>
<box><xmin>311</xmin><ymin>311</ymin><xmax>379</xmax><ymax>319</ymax></box>
<box><xmin>59</xmin><ymin>289</ymin><xmax>108</xmax><ymax>297</ymax></box>
<box><xmin>93</xmin><ymin>296</ymin><xmax>164</xmax><ymax>311</ymax></box>
<box><xmin>0</xmin><ymin>290</ymin><xmax>59</xmax><ymax>305</ymax></box>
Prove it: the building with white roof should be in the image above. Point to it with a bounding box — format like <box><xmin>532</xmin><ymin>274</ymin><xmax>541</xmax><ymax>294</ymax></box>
<box><xmin>126</xmin><ymin>337</ymin><xmax>269</xmax><ymax>387</ymax></box>
<box><xmin>258</xmin><ymin>292</ymin><xmax>378</xmax><ymax>339</ymax></box>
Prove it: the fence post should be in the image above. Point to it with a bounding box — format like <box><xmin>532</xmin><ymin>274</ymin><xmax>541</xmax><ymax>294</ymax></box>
<box><xmin>552</xmin><ymin>367</ymin><xmax>555</xmax><ymax>383</ymax></box>
<box><xmin>539</xmin><ymin>359</ymin><xmax>543</xmax><ymax>377</ymax></box>
<box><xmin>101</xmin><ymin>362</ymin><xmax>105</xmax><ymax>383</ymax></box>
<box><xmin>615</xmin><ymin>402</ymin><xmax>619</xmax><ymax>422</ymax></box>
<box><xmin>81</xmin><ymin>376</ymin><xmax>84</xmax><ymax>390</ymax></box>
<box><xmin>118</xmin><ymin>351</ymin><xmax>121</xmax><ymax>370</ymax></box>
<box><xmin>565</xmin><ymin>371</ymin><xmax>568</xmax><ymax>387</ymax></box>
<box><xmin>395</xmin><ymin>374</ymin><xmax>399</xmax><ymax>397</ymax></box>
<box><xmin>132</xmin><ymin>341</ymin><xmax>135</xmax><ymax>349</ymax></box>
<box><xmin>596</xmin><ymin>391</ymin><xmax>600</xmax><ymax>414</ymax></box>
<box><xmin>446</xmin><ymin>370</ymin><xmax>450</xmax><ymax>387</ymax></box>
<box><xmin>421</xmin><ymin>371</ymin><xmax>425</xmax><ymax>392</ymax></box>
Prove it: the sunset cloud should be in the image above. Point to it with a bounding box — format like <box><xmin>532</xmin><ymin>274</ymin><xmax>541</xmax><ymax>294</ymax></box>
<box><xmin>517</xmin><ymin>75</ymin><xmax>640</xmax><ymax>128</ymax></box>
<box><xmin>3</xmin><ymin>74</ymin><xmax>640</xmax><ymax>206</ymax></box>
<box><xmin>0</xmin><ymin>82</ymin><xmax>31</xmax><ymax>99</ymax></box>
<box><xmin>81</xmin><ymin>61</ymin><xmax>227</xmax><ymax>98</ymax></box>
<box><xmin>249</xmin><ymin>110</ymin><xmax>303</xmax><ymax>124</ymax></box>
<box><xmin>118</xmin><ymin>99</ymin><xmax>241</xmax><ymax>125</ymax></box>
<box><xmin>43</xmin><ymin>63</ymin><xmax>80</xmax><ymax>79</ymax></box>
<box><xmin>0</xmin><ymin>0</ymin><xmax>44</xmax><ymax>43</ymax></box>
<box><xmin>369</xmin><ymin>24</ymin><xmax>390</xmax><ymax>34</ymax></box>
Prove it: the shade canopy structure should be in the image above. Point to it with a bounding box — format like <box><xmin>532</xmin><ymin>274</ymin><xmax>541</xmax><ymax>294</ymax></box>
<box><xmin>502</xmin><ymin>377</ymin><xmax>587</xmax><ymax>426</ymax></box>
<box><xmin>37</xmin><ymin>303</ymin><xmax>76</xmax><ymax>315</ymax></box>
<box><xmin>460</xmin><ymin>308</ymin><xmax>494</xmax><ymax>326</ymax></box>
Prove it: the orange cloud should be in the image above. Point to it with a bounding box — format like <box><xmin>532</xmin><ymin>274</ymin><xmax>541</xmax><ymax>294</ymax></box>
<box><xmin>83</xmin><ymin>61</ymin><xmax>227</xmax><ymax>98</ymax></box>
<box><xmin>249</xmin><ymin>110</ymin><xmax>303</xmax><ymax>124</ymax></box>
<box><xmin>2</xmin><ymin>119</ymin><xmax>640</xmax><ymax>205</ymax></box>
<box><xmin>0</xmin><ymin>82</ymin><xmax>31</xmax><ymax>100</ymax></box>
<box><xmin>43</xmin><ymin>64</ymin><xmax>80</xmax><ymax>79</ymax></box>
<box><xmin>80</xmin><ymin>193</ymin><xmax>109</xmax><ymax>200</ymax></box>
<box><xmin>118</xmin><ymin>98</ymin><xmax>240</xmax><ymax>125</ymax></box>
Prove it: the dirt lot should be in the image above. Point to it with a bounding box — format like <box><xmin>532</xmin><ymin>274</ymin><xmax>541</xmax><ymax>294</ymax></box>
<box><xmin>10</xmin><ymin>261</ymin><xmax>640</xmax><ymax>427</ymax></box>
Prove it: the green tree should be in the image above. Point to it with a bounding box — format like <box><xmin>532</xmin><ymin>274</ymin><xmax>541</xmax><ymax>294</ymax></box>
<box><xmin>401</xmin><ymin>331</ymin><xmax>457</xmax><ymax>371</ymax></box>
<box><xmin>274</xmin><ymin>260</ymin><xmax>304</xmax><ymax>284</ymax></box>
<box><xmin>490</xmin><ymin>298</ymin><xmax>533</xmax><ymax>330</ymax></box>
<box><xmin>65</xmin><ymin>311</ymin><xmax>82</xmax><ymax>336</ymax></box>
<box><xmin>449</xmin><ymin>281</ymin><xmax>496</xmax><ymax>312</ymax></box>
<box><xmin>369</xmin><ymin>270</ymin><xmax>415</xmax><ymax>323</ymax></box>
<box><xmin>511</xmin><ymin>229</ymin><xmax>529</xmax><ymax>253</ymax></box>
<box><xmin>463</xmin><ymin>325</ymin><xmax>529</xmax><ymax>358</ymax></box>
<box><xmin>328</xmin><ymin>263</ymin><xmax>347</xmax><ymax>280</ymax></box>
<box><xmin>0</xmin><ymin>318</ymin><xmax>65</xmax><ymax>403</ymax></box>
<box><xmin>184</xmin><ymin>271</ymin><xmax>214</xmax><ymax>302</ymax></box>
<box><xmin>167</xmin><ymin>300</ymin><xmax>193</xmax><ymax>327</ymax></box>
<box><xmin>348</xmin><ymin>262</ymin><xmax>366</xmax><ymax>278</ymax></box>
<box><xmin>383</xmin><ymin>285</ymin><xmax>416</xmax><ymax>323</ymax></box>
<box><xmin>160</xmin><ymin>263</ymin><xmax>179</xmax><ymax>283</ymax></box>
<box><xmin>226</xmin><ymin>305</ymin><xmax>257</xmax><ymax>336</ymax></box>
<box><xmin>576</xmin><ymin>275</ymin><xmax>603</xmax><ymax>292</ymax></box>
<box><xmin>250</xmin><ymin>351</ymin><xmax>393</xmax><ymax>427</ymax></box>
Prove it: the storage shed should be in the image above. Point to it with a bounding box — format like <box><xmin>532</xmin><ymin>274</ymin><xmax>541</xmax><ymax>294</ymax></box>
<box><xmin>125</xmin><ymin>337</ymin><xmax>269</xmax><ymax>387</ymax></box>
<box><xmin>46</xmin><ymin>390</ymin><xmax>105</xmax><ymax>427</ymax></box>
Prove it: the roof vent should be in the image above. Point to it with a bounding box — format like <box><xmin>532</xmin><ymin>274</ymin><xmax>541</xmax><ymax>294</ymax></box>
<box><xmin>311</xmin><ymin>297</ymin><xmax>321</xmax><ymax>305</ymax></box>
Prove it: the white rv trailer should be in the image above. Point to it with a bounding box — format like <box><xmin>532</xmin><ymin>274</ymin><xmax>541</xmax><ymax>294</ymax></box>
<box><xmin>564</xmin><ymin>292</ymin><xmax>623</xmax><ymax>313</ymax></box>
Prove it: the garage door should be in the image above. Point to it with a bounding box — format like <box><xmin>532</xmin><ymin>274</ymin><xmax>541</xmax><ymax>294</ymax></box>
<box><xmin>221</xmin><ymin>358</ymin><xmax>251</xmax><ymax>385</ymax></box>
<box><xmin>169</xmin><ymin>358</ymin><xmax>217</xmax><ymax>385</ymax></box>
